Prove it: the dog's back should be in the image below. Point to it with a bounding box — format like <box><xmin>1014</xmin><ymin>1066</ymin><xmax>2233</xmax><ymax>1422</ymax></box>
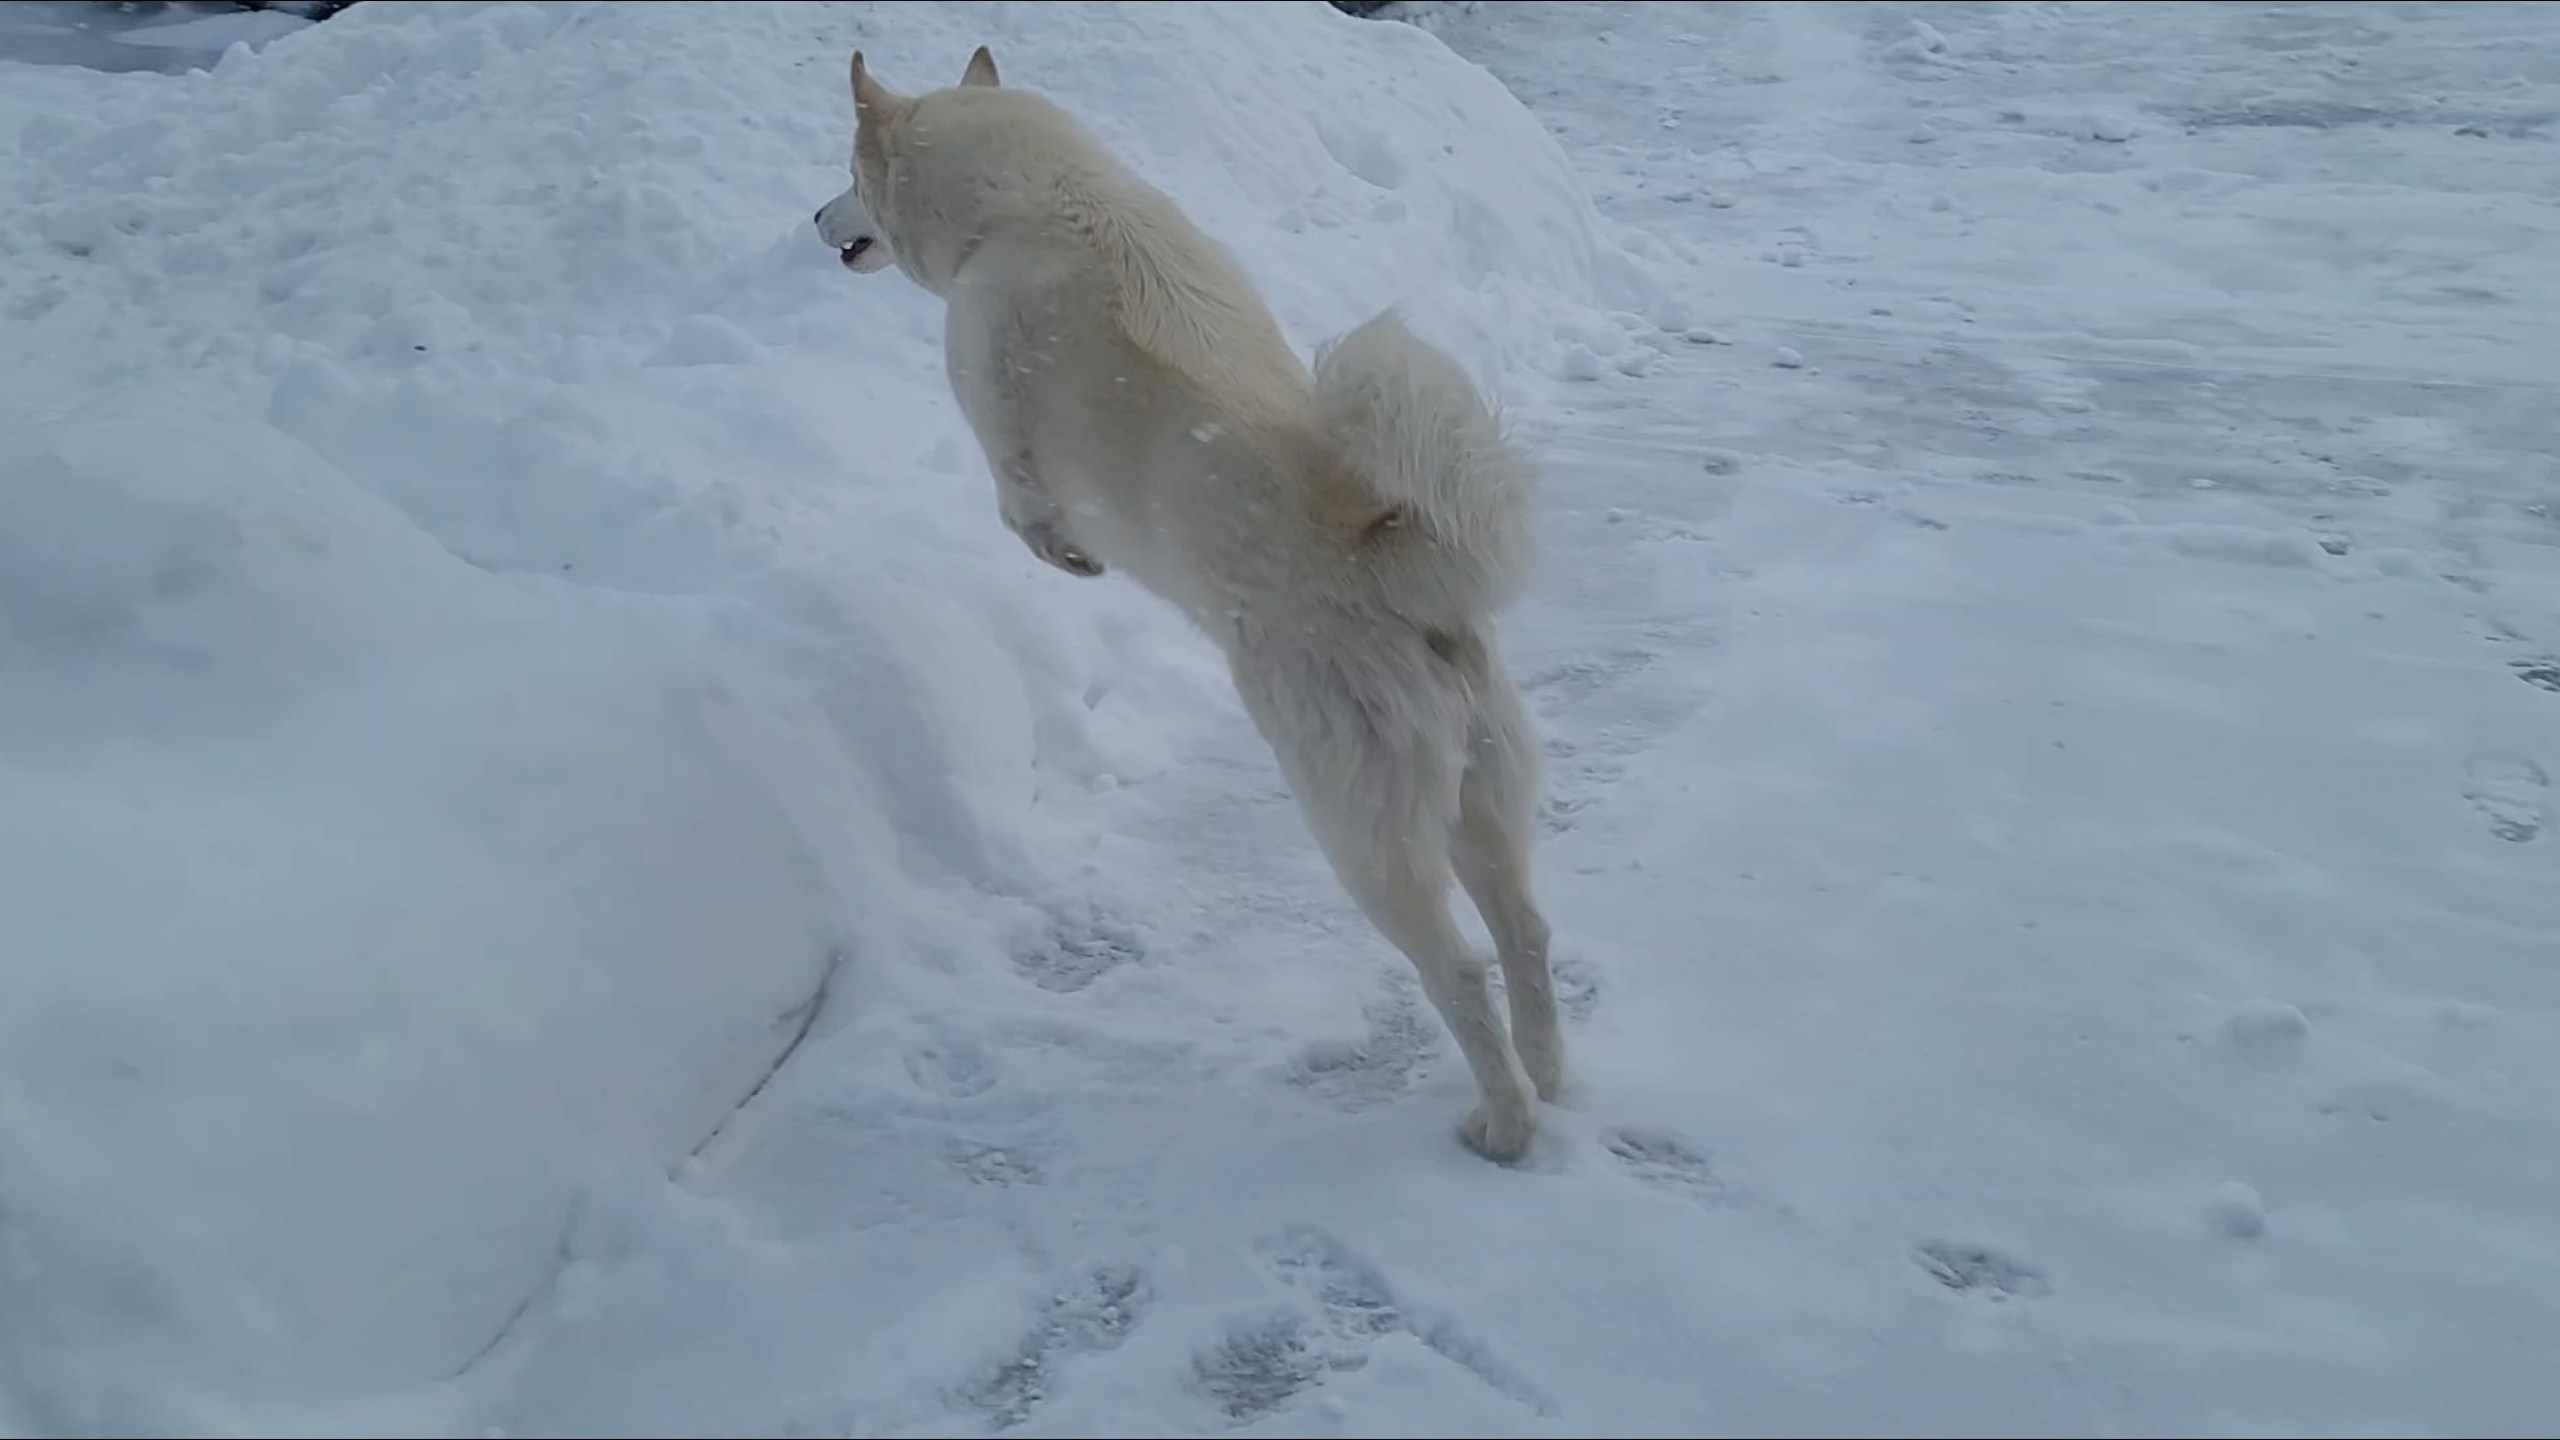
<box><xmin>911</xmin><ymin>86</ymin><xmax>1530</xmax><ymax>637</ymax></box>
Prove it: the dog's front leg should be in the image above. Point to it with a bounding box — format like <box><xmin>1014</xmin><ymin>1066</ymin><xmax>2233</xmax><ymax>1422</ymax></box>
<box><xmin>994</xmin><ymin>459</ymin><xmax>1103</xmax><ymax>578</ymax></box>
<box><xmin>948</xmin><ymin>296</ymin><xmax>1103</xmax><ymax>579</ymax></box>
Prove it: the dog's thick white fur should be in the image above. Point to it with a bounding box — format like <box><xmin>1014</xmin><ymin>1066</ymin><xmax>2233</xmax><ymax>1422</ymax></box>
<box><xmin>815</xmin><ymin>47</ymin><xmax>1559</xmax><ymax>1162</ymax></box>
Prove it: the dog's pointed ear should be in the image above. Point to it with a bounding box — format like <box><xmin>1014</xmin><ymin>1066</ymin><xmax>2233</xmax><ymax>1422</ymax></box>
<box><xmin>961</xmin><ymin>45</ymin><xmax>1000</xmax><ymax>89</ymax></box>
<box><xmin>851</xmin><ymin>51</ymin><xmax>894</xmax><ymax>116</ymax></box>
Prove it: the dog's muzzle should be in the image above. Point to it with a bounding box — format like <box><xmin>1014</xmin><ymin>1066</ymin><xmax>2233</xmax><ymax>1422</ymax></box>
<box><xmin>813</xmin><ymin>193</ymin><xmax>894</xmax><ymax>274</ymax></box>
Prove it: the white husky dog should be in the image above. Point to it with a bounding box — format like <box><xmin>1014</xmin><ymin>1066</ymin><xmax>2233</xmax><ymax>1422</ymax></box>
<box><xmin>814</xmin><ymin>46</ymin><xmax>1558</xmax><ymax>1162</ymax></box>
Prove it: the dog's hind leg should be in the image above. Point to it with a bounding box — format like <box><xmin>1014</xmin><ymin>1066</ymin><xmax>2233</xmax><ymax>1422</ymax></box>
<box><xmin>1444</xmin><ymin>632</ymin><xmax>1563</xmax><ymax>1101</ymax></box>
<box><xmin>1320</xmin><ymin>811</ymin><xmax>1538</xmax><ymax>1163</ymax></box>
<box><xmin>1234</xmin><ymin>631</ymin><xmax>1538</xmax><ymax>1163</ymax></box>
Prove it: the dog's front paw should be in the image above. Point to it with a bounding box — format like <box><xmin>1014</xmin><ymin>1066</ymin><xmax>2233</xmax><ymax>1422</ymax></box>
<box><xmin>1023</xmin><ymin>519</ymin><xmax>1104</xmax><ymax>578</ymax></box>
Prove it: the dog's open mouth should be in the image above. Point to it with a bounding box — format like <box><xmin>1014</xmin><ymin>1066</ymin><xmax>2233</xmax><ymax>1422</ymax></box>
<box><xmin>838</xmin><ymin>236</ymin><xmax>876</xmax><ymax>269</ymax></box>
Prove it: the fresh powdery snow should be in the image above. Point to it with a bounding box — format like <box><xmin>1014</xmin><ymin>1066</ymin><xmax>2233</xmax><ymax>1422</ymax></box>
<box><xmin>3</xmin><ymin>1</ymin><xmax>2556</xmax><ymax>1436</ymax></box>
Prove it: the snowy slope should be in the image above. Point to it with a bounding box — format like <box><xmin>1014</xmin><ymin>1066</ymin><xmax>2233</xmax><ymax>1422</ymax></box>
<box><xmin>10</xmin><ymin>0</ymin><xmax>2560</xmax><ymax>1436</ymax></box>
<box><xmin>0</xmin><ymin>2</ymin><xmax>1630</xmax><ymax>1433</ymax></box>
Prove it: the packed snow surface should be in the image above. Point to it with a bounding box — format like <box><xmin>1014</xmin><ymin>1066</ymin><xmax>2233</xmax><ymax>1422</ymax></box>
<box><xmin>2</xmin><ymin>1</ymin><xmax>2555</xmax><ymax>1436</ymax></box>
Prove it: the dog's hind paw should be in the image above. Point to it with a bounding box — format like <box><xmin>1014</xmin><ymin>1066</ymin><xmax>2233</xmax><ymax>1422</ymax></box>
<box><xmin>1458</xmin><ymin>1097</ymin><xmax>1538</xmax><ymax>1165</ymax></box>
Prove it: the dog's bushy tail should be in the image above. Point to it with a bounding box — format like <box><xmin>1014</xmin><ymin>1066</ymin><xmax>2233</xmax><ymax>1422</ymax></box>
<box><xmin>1313</xmin><ymin>309</ymin><xmax>1534</xmax><ymax>630</ymax></box>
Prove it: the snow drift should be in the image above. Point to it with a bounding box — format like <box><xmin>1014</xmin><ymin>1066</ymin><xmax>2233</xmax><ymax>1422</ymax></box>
<box><xmin>0</xmin><ymin>0</ymin><xmax>1614</xmax><ymax>1429</ymax></box>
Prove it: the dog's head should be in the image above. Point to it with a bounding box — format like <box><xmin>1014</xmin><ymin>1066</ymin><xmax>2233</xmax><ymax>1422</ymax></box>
<box><xmin>811</xmin><ymin>45</ymin><xmax>1002</xmax><ymax>279</ymax></box>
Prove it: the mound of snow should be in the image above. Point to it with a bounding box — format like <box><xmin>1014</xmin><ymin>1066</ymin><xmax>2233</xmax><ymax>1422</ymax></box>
<box><xmin>0</xmin><ymin>0</ymin><xmax>1616</xmax><ymax>1430</ymax></box>
<box><xmin>0</xmin><ymin>401</ymin><xmax>855</xmax><ymax>1428</ymax></box>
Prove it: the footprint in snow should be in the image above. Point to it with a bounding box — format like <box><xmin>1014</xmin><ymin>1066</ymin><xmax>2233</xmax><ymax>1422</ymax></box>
<box><xmin>1186</xmin><ymin>1225</ymin><xmax>1549</xmax><ymax>1424</ymax></box>
<box><xmin>2463</xmin><ymin>754</ymin><xmax>2546</xmax><ymax>843</ymax></box>
<box><xmin>1260</xmin><ymin>1224</ymin><xmax>1407</xmax><ymax>1343</ymax></box>
<box><xmin>1523</xmin><ymin>647</ymin><xmax>1661</xmax><ymax>709</ymax></box>
<box><xmin>1016</xmin><ymin>912</ymin><xmax>1148</xmax><ymax>993</ymax></box>
<box><xmin>1288</xmin><ymin>992</ymin><xmax>1439</xmax><ymax>1111</ymax></box>
<box><xmin>945</xmin><ymin>1136</ymin><xmax>1044</xmax><ymax>1187</ymax></box>
<box><xmin>1537</xmin><ymin>721</ymin><xmax>1667</xmax><ymax>836</ymax></box>
<box><xmin>1601</xmin><ymin>1126</ymin><xmax>1738</xmax><ymax>1207</ymax></box>
<box><xmin>903</xmin><ymin>1033</ymin><xmax>998</xmax><ymax>1100</ymax></box>
<box><xmin>957</xmin><ymin>1262</ymin><xmax>1150</xmax><ymax>1431</ymax></box>
<box><xmin>1540</xmin><ymin>756</ymin><xmax>1627</xmax><ymax>836</ymax></box>
<box><xmin>1191</xmin><ymin>1313</ymin><xmax>1327</xmax><ymax>1425</ymax></box>
<box><xmin>1914</xmin><ymin>1240</ymin><xmax>2049</xmax><ymax>1301</ymax></box>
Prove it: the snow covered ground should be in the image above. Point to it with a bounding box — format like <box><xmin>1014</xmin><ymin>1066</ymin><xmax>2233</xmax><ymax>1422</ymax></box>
<box><xmin>4</xmin><ymin>1</ymin><xmax>2556</xmax><ymax>1436</ymax></box>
